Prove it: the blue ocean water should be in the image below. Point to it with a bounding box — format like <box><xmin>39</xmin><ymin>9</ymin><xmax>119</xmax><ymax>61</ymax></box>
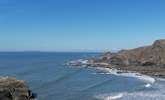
<box><xmin>0</xmin><ymin>52</ymin><xmax>165</xmax><ymax>100</ymax></box>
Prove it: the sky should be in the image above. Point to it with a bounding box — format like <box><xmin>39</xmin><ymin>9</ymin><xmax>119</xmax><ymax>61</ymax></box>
<box><xmin>1</xmin><ymin>0</ymin><xmax>165</xmax><ymax>52</ymax></box>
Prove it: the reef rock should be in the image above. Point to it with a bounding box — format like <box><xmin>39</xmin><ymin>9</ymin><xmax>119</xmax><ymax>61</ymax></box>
<box><xmin>0</xmin><ymin>77</ymin><xmax>36</xmax><ymax>100</ymax></box>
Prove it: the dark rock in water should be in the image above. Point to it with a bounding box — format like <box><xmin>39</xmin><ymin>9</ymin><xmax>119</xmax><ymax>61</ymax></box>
<box><xmin>0</xmin><ymin>77</ymin><xmax>36</xmax><ymax>100</ymax></box>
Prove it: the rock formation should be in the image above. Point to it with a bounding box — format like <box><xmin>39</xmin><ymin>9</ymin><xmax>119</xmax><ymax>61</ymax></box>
<box><xmin>0</xmin><ymin>77</ymin><xmax>36</xmax><ymax>100</ymax></box>
<box><xmin>68</xmin><ymin>39</ymin><xmax>165</xmax><ymax>78</ymax></box>
<box><xmin>96</xmin><ymin>39</ymin><xmax>165</xmax><ymax>67</ymax></box>
<box><xmin>88</xmin><ymin>39</ymin><xmax>165</xmax><ymax>77</ymax></box>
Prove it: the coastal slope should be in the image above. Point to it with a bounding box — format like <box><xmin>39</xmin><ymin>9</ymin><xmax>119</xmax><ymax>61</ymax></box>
<box><xmin>90</xmin><ymin>39</ymin><xmax>165</xmax><ymax>78</ymax></box>
<box><xmin>68</xmin><ymin>39</ymin><xmax>165</xmax><ymax>78</ymax></box>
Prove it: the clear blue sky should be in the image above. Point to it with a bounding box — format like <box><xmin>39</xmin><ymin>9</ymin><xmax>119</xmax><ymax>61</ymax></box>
<box><xmin>1</xmin><ymin>0</ymin><xmax>165</xmax><ymax>52</ymax></box>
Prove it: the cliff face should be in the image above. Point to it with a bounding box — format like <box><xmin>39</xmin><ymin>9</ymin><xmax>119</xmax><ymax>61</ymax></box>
<box><xmin>0</xmin><ymin>77</ymin><xmax>36</xmax><ymax>100</ymax></box>
<box><xmin>68</xmin><ymin>39</ymin><xmax>165</xmax><ymax>77</ymax></box>
<box><xmin>98</xmin><ymin>39</ymin><xmax>165</xmax><ymax>67</ymax></box>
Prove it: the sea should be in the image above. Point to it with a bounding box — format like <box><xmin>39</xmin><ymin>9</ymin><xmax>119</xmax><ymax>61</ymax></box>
<box><xmin>0</xmin><ymin>52</ymin><xmax>165</xmax><ymax>100</ymax></box>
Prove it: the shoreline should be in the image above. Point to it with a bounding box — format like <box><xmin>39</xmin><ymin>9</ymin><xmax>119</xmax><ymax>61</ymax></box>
<box><xmin>68</xmin><ymin>59</ymin><xmax>165</xmax><ymax>84</ymax></box>
<box><xmin>90</xmin><ymin>66</ymin><xmax>156</xmax><ymax>84</ymax></box>
<box><xmin>68</xmin><ymin>59</ymin><xmax>157</xmax><ymax>83</ymax></box>
<box><xmin>72</xmin><ymin>39</ymin><xmax>165</xmax><ymax>80</ymax></box>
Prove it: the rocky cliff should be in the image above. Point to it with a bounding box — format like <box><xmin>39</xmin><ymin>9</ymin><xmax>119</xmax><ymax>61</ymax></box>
<box><xmin>97</xmin><ymin>39</ymin><xmax>165</xmax><ymax>67</ymax></box>
<box><xmin>90</xmin><ymin>39</ymin><xmax>165</xmax><ymax>77</ymax></box>
<box><xmin>68</xmin><ymin>39</ymin><xmax>165</xmax><ymax>77</ymax></box>
<box><xmin>0</xmin><ymin>77</ymin><xmax>36</xmax><ymax>100</ymax></box>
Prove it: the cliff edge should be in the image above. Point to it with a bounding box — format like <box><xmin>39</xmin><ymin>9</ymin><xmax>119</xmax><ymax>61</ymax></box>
<box><xmin>89</xmin><ymin>39</ymin><xmax>165</xmax><ymax>78</ymax></box>
<box><xmin>0</xmin><ymin>77</ymin><xmax>36</xmax><ymax>100</ymax></box>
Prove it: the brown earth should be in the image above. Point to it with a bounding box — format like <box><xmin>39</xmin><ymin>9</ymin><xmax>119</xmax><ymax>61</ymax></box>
<box><xmin>91</xmin><ymin>39</ymin><xmax>165</xmax><ymax>78</ymax></box>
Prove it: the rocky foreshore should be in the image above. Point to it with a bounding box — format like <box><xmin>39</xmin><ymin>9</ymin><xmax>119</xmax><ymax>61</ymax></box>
<box><xmin>69</xmin><ymin>39</ymin><xmax>165</xmax><ymax>78</ymax></box>
<box><xmin>0</xmin><ymin>77</ymin><xmax>36</xmax><ymax>100</ymax></box>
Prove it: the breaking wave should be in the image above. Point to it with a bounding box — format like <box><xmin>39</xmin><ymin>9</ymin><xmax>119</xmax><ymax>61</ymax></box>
<box><xmin>94</xmin><ymin>78</ymin><xmax>165</xmax><ymax>100</ymax></box>
<box><xmin>95</xmin><ymin>91</ymin><xmax>165</xmax><ymax>100</ymax></box>
<box><xmin>92</xmin><ymin>67</ymin><xmax>155</xmax><ymax>84</ymax></box>
<box><xmin>145</xmin><ymin>83</ymin><xmax>151</xmax><ymax>88</ymax></box>
<box><xmin>95</xmin><ymin>93</ymin><xmax>124</xmax><ymax>100</ymax></box>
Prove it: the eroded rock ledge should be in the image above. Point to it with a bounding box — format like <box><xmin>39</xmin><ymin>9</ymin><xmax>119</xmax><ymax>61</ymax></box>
<box><xmin>0</xmin><ymin>77</ymin><xmax>36</xmax><ymax>100</ymax></box>
<box><xmin>69</xmin><ymin>39</ymin><xmax>165</xmax><ymax>78</ymax></box>
<box><xmin>92</xmin><ymin>39</ymin><xmax>165</xmax><ymax>78</ymax></box>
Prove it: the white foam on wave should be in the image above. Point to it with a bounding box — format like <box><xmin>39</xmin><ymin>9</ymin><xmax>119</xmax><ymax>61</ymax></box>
<box><xmin>120</xmin><ymin>73</ymin><xmax>155</xmax><ymax>84</ymax></box>
<box><xmin>145</xmin><ymin>83</ymin><xmax>151</xmax><ymax>88</ymax></box>
<box><xmin>93</xmin><ymin>67</ymin><xmax>156</xmax><ymax>84</ymax></box>
<box><xmin>94</xmin><ymin>89</ymin><xmax>165</xmax><ymax>100</ymax></box>
<box><xmin>78</xmin><ymin>59</ymin><xmax>88</xmax><ymax>64</ymax></box>
<box><xmin>95</xmin><ymin>93</ymin><xmax>124</xmax><ymax>100</ymax></box>
<box><xmin>92</xmin><ymin>68</ymin><xmax>165</xmax><ymax>100</ymax></box>
<box><xmin>119</xmin><ymin>91</ymin><xmax>165</xmax><ymax>100</ymax></box>
<box><xmin>106</xmin><ymin>93</ymin><xmax>123</xmax><ymax>100</ymax></box>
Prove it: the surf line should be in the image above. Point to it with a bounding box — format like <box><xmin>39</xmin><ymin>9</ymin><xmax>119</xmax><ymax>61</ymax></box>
<box><xmin>92</xmin><ymin>67</ymin><xmax>156</xmax><ymax>84</ymax></box>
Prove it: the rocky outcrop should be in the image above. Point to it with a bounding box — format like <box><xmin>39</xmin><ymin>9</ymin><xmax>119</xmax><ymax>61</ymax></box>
<box><xmin>0</xmin><ymin>77</ymin><xmax>36</xmax><ymax>100</ymax></box>
<box><xmin>96</xmin><ymin>39</ymin><xmax>165</xmax><ymax>67</ymax></box>
<box><xmin>68</xmin><ymin>39</ymin><xmax>165</xmax><ymax>78</ymax></box>
<box><xmin>87</xmin><ymin>39</ymin><xmax>165</xmax><ymax>78</ymax></box>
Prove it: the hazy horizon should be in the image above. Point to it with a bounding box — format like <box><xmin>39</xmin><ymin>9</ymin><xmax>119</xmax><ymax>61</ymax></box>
<box><xmin>1</xmin><ymin>0</ymin><xmax>165</xmax><ymax>51</ymax></box>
